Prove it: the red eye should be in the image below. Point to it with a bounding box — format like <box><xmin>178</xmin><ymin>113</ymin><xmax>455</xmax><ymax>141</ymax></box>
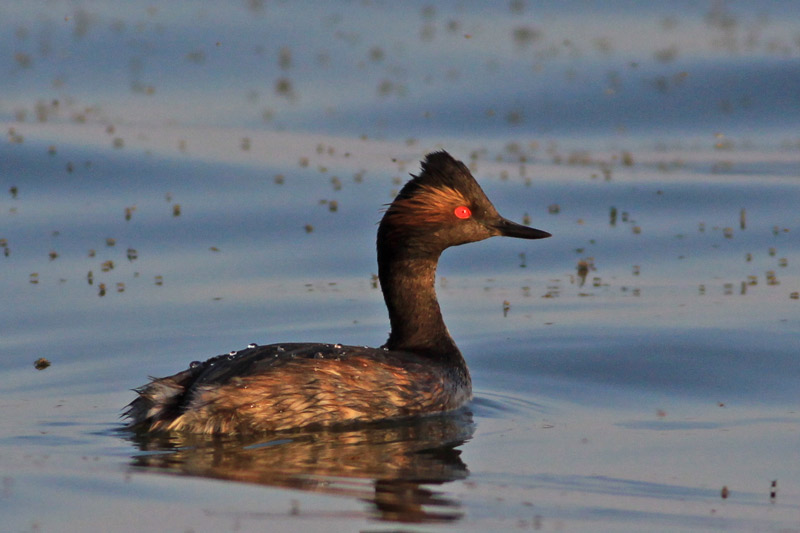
<box><xmin>454</xmin><ymin>206</ymin><xmax>472</xmax><ymax>219</ymax></box>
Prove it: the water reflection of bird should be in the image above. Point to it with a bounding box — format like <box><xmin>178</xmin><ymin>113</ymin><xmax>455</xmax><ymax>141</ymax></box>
<box><xmin>125</xmin><ymin>151</ymin><xmax>550</xmax><ymax>434</ymax></box>
<box><xmin>127</xmin><ymin>412</ymin><xmax>474</xmax><ymax>523</ymax></box>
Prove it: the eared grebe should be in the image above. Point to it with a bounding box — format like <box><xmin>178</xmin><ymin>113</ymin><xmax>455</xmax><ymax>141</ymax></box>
<box><xmin>125</xmin><ymin>151</ymin><xmax>550</xmax><ymax>434</ymax></box>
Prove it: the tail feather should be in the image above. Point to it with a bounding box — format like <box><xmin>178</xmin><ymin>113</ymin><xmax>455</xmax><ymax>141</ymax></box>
<box><xmin>124</xmin><ymin>368</ymin><xmax>198</xmax><ymax>430</ymax></box>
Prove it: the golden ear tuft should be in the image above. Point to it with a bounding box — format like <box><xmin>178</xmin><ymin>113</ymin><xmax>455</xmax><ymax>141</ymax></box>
<box><xmin>385</xmin><ymin>184</ymin><xmax>470</xmax><ymax>226</ymax></box>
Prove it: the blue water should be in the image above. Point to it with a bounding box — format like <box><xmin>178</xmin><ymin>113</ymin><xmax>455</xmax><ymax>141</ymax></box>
<box><xmin>2</xmin><ymin>2</ymin><xmax>799</xmax><ymax>532</ymax></box>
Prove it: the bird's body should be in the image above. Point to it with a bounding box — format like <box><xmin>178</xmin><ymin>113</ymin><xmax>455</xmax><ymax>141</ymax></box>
<box><xmin>125</xmin><ymin>151</ymin><xmax>550</xmax><ymax>434</ymax></box>
<box><xmin>125</xmin><ymin>343</ymin><xmax>469</xmax><ymax>433</ymax></box>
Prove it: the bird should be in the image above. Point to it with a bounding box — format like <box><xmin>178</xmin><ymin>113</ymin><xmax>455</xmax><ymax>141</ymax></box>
<box><xmin>125</xmin><ymin>151</ymin><xmax>551</xmax><ymax>434</ymax></box>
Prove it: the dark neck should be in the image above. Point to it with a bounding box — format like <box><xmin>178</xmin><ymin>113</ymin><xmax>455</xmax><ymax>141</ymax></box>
<box><xmin>378</xmin><ymin>248</ymin><xmax>461</xmax><ymax>360</ymax></box>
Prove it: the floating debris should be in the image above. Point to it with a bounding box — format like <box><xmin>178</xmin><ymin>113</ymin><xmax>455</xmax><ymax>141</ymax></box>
<box><xmin>154</xmin><ymin>275</ymin><xmax>164</xmax><ymax>286</ymax></box>
<box><xmin>275</xmin><ymin>78</ymin><xmax>294</xmax><ymax>100</ymax></box>
<box><xmin>8</xmin><ymin>129</ymin><xmax>24</xmax><ymax>144</ymax></box>
<box><xmin>547</xmin><ymin>203</ymin><xmax>560</xmax><ymax>214</ymax></box>
<box><xmin>34</xmin><ymin>357</ymin><xmax>51</xmax><ymax>370</ymax></box>
<box><xmin>101</xmin><ymin>260</ymin><xmax>114</xmax><ymax>272</ymax></box>
<box><xmin>29</xmin><ymin>273</ymin><xmax>39</xmax><ymax>284</ymax></box>
<box><xmin>502</xmin><ymin>300</ymin><xmax>511</xmax><ymax>317</ymax></box>
<box><xmin>116</xmin><ymin>282</ymin><xmax>125</xmax><ymax>293</ymax></box>
<box><xmin>609</xmin><ymin>207</ymin><xmax>617</xmax><ymax>226</ymax></box>
<box><xmin>766</xmin><ymin>271</ymin><xmax>779</xmax><ymax>286</ymax></box>
<box><xmin>304</xmin><ymin>224</ymin><xmax>314</xmax><ymax>233</ymax></box>
<box><xmin>98</xmin><ymin>283</ymin><xmax>106</xmax><ymax>297</ymax></box>
<box><xmin>48</xmin><ymin>250</ymin><xmax>58</xmax><ymax>261</ymax></box>
<box><xmin>724</xmin><ymin>282</ymin><xmax>734</xmax><ymax>295</ymax></box>
<box><xmin>127</xmin><ymin>248</ymin><xmax>138</xmax><ymax>261</ymax></box>
<box><xmin>576</xmin><ymin>258</ymin><xmax>594</xmax><ymax>286</ymax></box>
<box><xmin>740</xmin><ymin>208</ymin><xmax>746</xmax><ymax>229</ymax></box>
<box><xmin>721</xmin><ymin>486</ymin><xmax>729</xmax><ymax>499</ymax></box>
<box><xmin>106</xmin><ymin>237</ymin><xmax>116</xmax><ymax>247</ymax></box>
<box><xmin>621</xmin><ymin>151</ymin><xmax>634</xmax><ymax>166</ymax></box>
<box><xmin>542</xmin><ymin>282</ymin><xmax>560</xmax><ymax>298</ymax></box>
<box><xmin>172</xmin><ymin>204</ymin><xmax>181</xmax><ymax>217</ymax></box>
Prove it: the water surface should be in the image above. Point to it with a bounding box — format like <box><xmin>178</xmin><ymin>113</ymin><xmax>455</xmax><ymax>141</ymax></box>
<box><xmin>2</xmin><ymin>2</ymin><xmax>799</xmax><ymax>531</ymax></box>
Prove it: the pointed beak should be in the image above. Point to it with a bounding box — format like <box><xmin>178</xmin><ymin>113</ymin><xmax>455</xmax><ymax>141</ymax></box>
<box><xmin>494</xmin><ymin>217</ymin><xmax>551</xmax><ymax>240</ymax></box>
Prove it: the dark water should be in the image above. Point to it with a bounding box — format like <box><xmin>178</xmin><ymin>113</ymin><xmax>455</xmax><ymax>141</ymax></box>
<box><xmin>2</xmin><ymin>2</ymin><xmax>799</xmax><ymax>531</ymax></box>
